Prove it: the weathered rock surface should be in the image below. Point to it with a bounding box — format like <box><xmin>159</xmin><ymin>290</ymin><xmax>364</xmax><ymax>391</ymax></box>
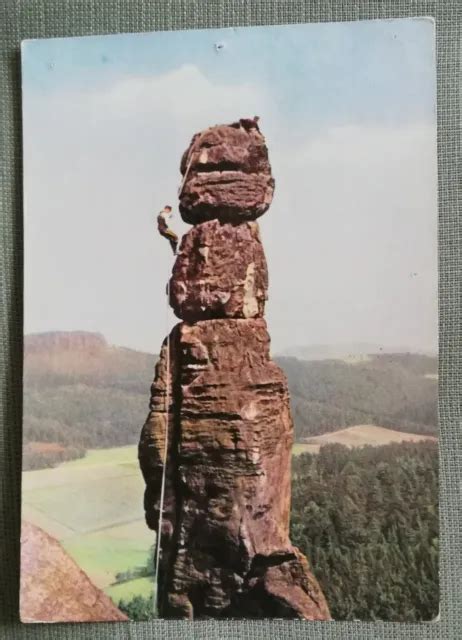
<box><xmin>20</xmin><ymin>521</ymin><xmax>127</xmax><ymax>623</ymax></box>
<box><xmin>179</xmin><ymin>119</ymin><xmax>275</xmax><ymax>224</ymax></box>
<box><xmin>139</xmin><ymin>319</ymin><xmax>330</xmax><ymax>620</ymax></box>
<box><xmin>139</xmin><ymin>119</ymin><xmax>330</xmax><ymax>620</ymax></box>
<box><xmin>139</xmin><ymin>327</ymin><xmax>180</xmax><ymax>548</ymax></box>
<box><xmin>169</xmin><ymin>219</ymin><xmax>268</xmax><ymax>321</ymax></box>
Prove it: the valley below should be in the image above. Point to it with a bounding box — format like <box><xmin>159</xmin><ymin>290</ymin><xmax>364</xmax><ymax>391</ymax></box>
<box><xmin>21</xmin><ymin>331</ymin><xmax>439</xmax><ymax>617</ymax></box>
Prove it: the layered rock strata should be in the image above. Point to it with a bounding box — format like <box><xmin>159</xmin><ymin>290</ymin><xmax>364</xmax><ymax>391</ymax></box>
<box><xmin>178</xmin><ymin>119</ymin><xmax>274</xmax><ymax>224</ymax></box>
<box><xmin>139</xmin><ymin>119</ymin><xmax>330</xmax><ymax>620</ymax></box>
<box><xmin>169</xmin><ymin>219</ymin><xmax>268</xmax><ymax>321</ymax></box>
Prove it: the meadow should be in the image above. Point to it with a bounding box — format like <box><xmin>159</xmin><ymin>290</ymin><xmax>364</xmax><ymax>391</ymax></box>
<box><xmin>22</xmin><ymin>445</ymin><xmax>154</xmax><ymax>604</ymax></box>
<box><xmin>299</xmin><ymin>424</ymin><xmax>437</xmax><ymax>451</ymax></box>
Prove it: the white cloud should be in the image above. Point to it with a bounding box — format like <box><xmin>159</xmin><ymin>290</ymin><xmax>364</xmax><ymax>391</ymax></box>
<box><xmin>23</xmin><ymin>65</ymin><xmax>438</xmax><ymax>354</ymax></box>
<box><xmin>88</xmin><ymin>64</ymin><xmax>263</xmax><ymax>124</ymax></box>
<box><xmin>263</xmin><ymin>122</ymin><xmax>438</xmax><ymax>352</ymax></box>
<box><xmin>23</xmin><ymin>66</ymin><xmax>271</xmax><ymax>352</ymax></box>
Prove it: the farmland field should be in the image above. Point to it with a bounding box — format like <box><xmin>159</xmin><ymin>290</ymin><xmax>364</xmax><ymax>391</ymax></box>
<box><xmin>22</xmin><ymin>445</ymin><xmax>154</xmax><ymax>605</ymax></box>
<box><xmin>301</xmin><ymin>424</ymin><xmax>437</xmax><ymax>451</ymax></box>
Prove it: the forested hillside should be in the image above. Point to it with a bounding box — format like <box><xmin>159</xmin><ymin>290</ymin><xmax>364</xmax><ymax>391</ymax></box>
<box><xmin>23</xmin><ymin>332</ymin><xmax>438</xmax><ymax>469</ymax></box>
<box><xmin>291</xmin><ymin>441</ymin><xmax>439</xmax><ymax>621</ymax></box>
<box><xmin>23</xmin><ymin>332</ymin><xmax>155</xmax><ymax>469</ymax></box>
<box><xmin>277</xmin><ymin>354</ymin><xmax>437</xmax><ymax>439</ymax></box>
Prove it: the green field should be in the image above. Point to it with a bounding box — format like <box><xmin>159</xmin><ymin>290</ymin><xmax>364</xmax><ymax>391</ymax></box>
<box><xmin>22</xmin><ymin>445</ymin><xmax>154</xmax><ymax>606</ymax></box>
<box><xmin>292</xmin><ymin>443</ymin><xmax>320</xmax><ymax>456</ymax></box>
<box><xmin>106</xmin><ymin>576</ymin><xmax>153</xmax><ymax>601</ymax></box>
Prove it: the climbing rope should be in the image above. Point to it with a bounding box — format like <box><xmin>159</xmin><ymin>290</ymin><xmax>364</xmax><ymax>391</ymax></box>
<box><xmin>178</xmin><ymin>150</ymin><xmax>194</xmax><ymax>198</ymax></box>
<box><xmin>153</xmin><ymin>278</ymin><xmax>171</xmax><ymax>615</ymax></box>
<box><xmin>154</xmin><ymin>130</ymin><xmax>204</xmax><ymax>612</ymax></box>
<box><xmin>177</xmin><ymin>130</ymin><xmax>207</xmax><ymax>197</ymax></box>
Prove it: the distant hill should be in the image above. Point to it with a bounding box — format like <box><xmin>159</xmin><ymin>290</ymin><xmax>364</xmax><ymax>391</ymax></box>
<box><xmin>24</xmin><ymin>331</ymin><xmax>155</xmax><ymax>386</ymax></box>
<box><xmin>23</xmin><ymin>331</ymin><xmax>438</xmax><ymax>469</ymax></box>
<box><xmin>23</xmin><ymin>332</ymin><xmax>156</xmax><ymax>468</ymax></box>
<box><xmin>279</xmin><ymin>342</ymin><xmax>437</xmax><ymax>362</ymax></box>
<box><xmin>276</xmin><ymin>353</ymin><xmax>438</xmax><ymax>440</ymax></box>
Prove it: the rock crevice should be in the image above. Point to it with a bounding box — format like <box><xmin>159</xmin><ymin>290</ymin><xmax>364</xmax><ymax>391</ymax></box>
<box><xmin>139</xmin><ymin>119</ymin><xmax>330</xmax><ymax>620</ymax></box>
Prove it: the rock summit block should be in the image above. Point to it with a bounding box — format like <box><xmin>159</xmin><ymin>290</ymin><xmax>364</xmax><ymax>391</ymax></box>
<box><xmin>179</xmin><ymin>119</ymin><xmax>275</xmax><ymax>224</ymax></box>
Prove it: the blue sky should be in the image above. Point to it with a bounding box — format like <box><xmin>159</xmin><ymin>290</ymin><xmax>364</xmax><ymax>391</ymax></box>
<box><xmin>22</xmin><ymin>19</ymin><xmax>438</xmax><ymax>353</ymax></box>
<box><xmin>24</xmin><ymin>20</ymin><xmax>435</xmax><ymax>128</ymax></box>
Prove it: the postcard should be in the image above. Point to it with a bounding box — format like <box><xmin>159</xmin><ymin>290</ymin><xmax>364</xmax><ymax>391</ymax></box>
<box><xmin>21</xmin><ymin>19</ymin><xmax>438</xmax><ymax>622</ymax></box>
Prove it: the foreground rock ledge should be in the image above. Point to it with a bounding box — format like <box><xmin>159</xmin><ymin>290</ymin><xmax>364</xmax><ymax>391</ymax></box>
<box><xmin>20</xmin><ymin>521</ymin><xmax>128</xmax><ymax>623</ymax></box>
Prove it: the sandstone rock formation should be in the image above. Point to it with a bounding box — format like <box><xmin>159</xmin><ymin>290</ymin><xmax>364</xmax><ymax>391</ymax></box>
<box><xmin>139</xmin><ymin>119</ymin><xmax>330</xmax><ymax>620</ymax></box>
<box><xmin>179</xmin><ymin>118</ymin><xmax>274</xmax><ymax>224</ymax></box>
<box><xmin>20</xmin><ymin>521</ymin><xmax>127</xmax><ymax>622</ymax></box>
<box><xmin>169</xmin><ymin>219</ymin><xmax>268</xmax><ymax>321</ymax></box>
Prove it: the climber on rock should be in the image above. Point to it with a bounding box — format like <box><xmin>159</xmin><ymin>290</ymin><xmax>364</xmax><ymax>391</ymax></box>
<box><xmin>239</xmin><ymin>115</ymin><xmax>260</xmax><ymax>131</ymax></box>
<box><xmin>157</xmin><ymin>205</ymin><xmax>178</xmax><ymax>255</ymax></box>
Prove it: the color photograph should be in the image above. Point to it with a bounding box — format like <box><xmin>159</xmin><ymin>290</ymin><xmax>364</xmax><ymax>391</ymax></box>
<box><xmin>21</xmin><ymin>19</ymin><xmax>438</xmax><ymax>622</ymax></box>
